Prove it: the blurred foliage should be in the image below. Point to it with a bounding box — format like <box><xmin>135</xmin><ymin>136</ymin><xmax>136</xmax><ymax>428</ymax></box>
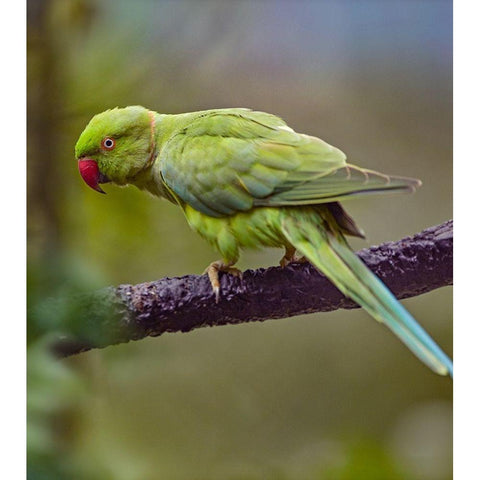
<box><xmin>27</xmin><ymin>0</ymin><xmax>452</xmax><ymax>479</ymax></box>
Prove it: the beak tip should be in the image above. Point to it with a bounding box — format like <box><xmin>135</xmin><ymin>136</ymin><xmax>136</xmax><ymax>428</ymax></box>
<box><xmin>78</xmin><ymin>158</ymin><xmax>107</xmax><ymax>194</ymax></box>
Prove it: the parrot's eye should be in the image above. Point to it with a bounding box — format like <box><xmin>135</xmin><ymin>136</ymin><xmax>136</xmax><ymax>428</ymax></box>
<box><xmin>101</xmin><ymin>137</ymin><xmax>116</xmax><ymax>151</ymax></box>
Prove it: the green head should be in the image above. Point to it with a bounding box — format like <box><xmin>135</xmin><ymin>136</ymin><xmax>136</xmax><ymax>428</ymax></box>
<box><xmin>75</xmin><ymin>106</ymin><xmax>155</xmax><ymax>193</ymax></box>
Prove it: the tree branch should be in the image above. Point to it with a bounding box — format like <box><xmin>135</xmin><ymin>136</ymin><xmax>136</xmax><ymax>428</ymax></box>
<box><xmin>51</xmin><ymin>220</ymin><xmax>453</xmax><ymax>357</ymax></box>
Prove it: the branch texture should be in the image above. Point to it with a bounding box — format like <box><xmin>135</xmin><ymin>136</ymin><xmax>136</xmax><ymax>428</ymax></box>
<box><xmin>52</xmin><ymin>220</ymin><xmax>453</xmax><ymax>357</ymax></box>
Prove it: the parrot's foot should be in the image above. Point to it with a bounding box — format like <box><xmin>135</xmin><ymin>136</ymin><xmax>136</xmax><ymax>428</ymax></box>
<box><xmin>279</xmin><ymin>246</ymin><xmax>296</xmax><ymax>267</ymax></box>
<box><xmin>204</xmin><ymin>260</ymin><xmax>242</xmax><ymax>303</ymax></box>
<box><xmin>279</xmin><ymin>247</ymin><xmax>308</xmax><ymax>267</ymax></box>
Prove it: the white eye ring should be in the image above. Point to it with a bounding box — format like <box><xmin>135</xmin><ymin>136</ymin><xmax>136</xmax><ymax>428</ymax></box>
<box><xmin>102</xmin><ymin>137</ymin><xmax>116</xmax><ymax>150</ymax></box>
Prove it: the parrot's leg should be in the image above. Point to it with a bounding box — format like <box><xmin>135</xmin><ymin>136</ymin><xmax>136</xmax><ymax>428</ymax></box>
<box><xmin>279</xmin><ymin>245</ymin><xmax>296</xmax><ymax>267</ymax></box>
<box><xmin>280</xmin><ymin>246</ymin><xmax>310</xmax><ymax>267</ymax></box>
<box><xmin>204</xmin><ymin>260</ymin><xmax>242</xmax><ymax>303</ymax></box>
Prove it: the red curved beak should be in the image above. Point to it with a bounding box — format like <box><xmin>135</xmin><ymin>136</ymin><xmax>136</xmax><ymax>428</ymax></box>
<box><xmin>78</xmin><ymin>158</ymin><xmax>107</xmax><ymax>194</ymax></box>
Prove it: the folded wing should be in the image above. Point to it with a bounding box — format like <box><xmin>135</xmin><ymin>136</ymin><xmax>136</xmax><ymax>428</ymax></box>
<box><xmin>159</xmin><ymin>109</ymin><xmax>420</xmax><ymax>217</ymax></box>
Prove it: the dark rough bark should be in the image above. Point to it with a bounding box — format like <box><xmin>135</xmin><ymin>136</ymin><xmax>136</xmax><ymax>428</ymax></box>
<box><xmin>51</xmin><ymin>220</ymin><xmax>453</xmax><ymax>357</ymax></box>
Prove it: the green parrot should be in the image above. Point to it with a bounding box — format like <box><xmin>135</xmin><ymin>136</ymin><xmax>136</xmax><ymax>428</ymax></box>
<box><xmin>75</xmin><ymin>106</ymin><xmax>453</xmax><ymax>376</ymax></box>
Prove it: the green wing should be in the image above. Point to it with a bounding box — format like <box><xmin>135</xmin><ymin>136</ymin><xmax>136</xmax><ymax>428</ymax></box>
<box><xmin>159</xmin><ymin>109</ymin><xmax>420</xmax><ymax>217</ymax></box>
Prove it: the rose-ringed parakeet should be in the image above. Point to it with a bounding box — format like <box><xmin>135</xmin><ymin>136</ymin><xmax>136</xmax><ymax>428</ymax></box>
<box><xmin>75</xmin><ymin>106</ymin><xmax>453</xmax><ymax>376</ymax></box>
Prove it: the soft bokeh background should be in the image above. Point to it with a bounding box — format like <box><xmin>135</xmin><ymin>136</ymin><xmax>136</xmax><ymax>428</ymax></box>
<box><xmin>27</xmin><ymin>1</ymin><xmax>452</xmax><ymax>479</ymax></box>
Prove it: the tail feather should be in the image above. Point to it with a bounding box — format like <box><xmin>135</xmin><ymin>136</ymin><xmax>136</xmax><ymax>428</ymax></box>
<box><xmin>281</xmin><ymin>215</ymin><xmax>453</xmax><ymax>376</ymax></box>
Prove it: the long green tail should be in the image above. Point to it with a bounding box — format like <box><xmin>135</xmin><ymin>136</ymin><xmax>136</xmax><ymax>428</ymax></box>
<box><xmin>281</xmin><ymin>214</ymin><xmax>453</xmax><ymax>376</ymax></box>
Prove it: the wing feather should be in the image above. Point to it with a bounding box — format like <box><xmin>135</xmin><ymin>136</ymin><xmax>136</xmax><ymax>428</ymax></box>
<box><xmin>159</xmin><ymin>109</ymin><xmax>419</xmax><ymax>217</ymax></box>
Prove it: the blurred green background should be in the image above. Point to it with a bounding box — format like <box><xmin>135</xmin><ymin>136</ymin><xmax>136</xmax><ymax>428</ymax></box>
<box><xmin>27</xmin><ymin>1</ymin><xmax>452</xmax><ymax>479</ymax></box>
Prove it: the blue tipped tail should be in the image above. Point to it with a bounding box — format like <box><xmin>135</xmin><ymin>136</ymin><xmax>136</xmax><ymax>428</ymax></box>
<box><xmin>281</xmin><ymin>216</ymin><xmax>453</xmax><ymax>376</ymax></box>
